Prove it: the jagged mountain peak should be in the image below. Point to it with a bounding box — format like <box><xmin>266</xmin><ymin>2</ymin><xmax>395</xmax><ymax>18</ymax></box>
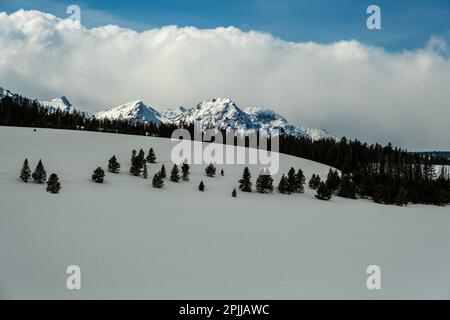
<box><xmin>41</xmin><ymin>96</ymin><xmax>76</xmax><ymax>113</ymax></box>
<box><xmin>95</xmin><ymin>100</ymin><xmax>160</xmax><ymax>124</ymax></box>
<box><xmin>185</xmin><ymin>97</ymin><xmax>256</xmax><ymax>131</ymax></box>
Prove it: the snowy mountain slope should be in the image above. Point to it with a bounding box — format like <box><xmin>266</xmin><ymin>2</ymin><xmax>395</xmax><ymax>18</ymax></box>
<box><xmin>173</xmin><ymin>97</ymin><xmax>258</xmax><ymax>132</ymax></box>
<box><xmin>245</xmin><ymin>106</ymin><xmax>333</xmax><ymax>140</ymax></box>
<box><xmin>40</xmin><ymin>96</ymin><xmax>91</xmax><ymax>117</ymax></box>
<box><xmin>40</xmin><ymin>96</ymin><xmax>76</xmax><ymax>113</ymax></box>
<box><xmin>0</xmin><ymin>86</ymin><xmax>90</xmax><ymax>117</ymax></box>
<box><xmin>95</xmin><ymin>100</ymin><xmax>161</xmax><ymax>124</ymax></box>
<box><xmin>157</xmin><ymin>106</ymin><xmax>188</xmax><ymax>121</ymax></box>
<box><xmin>97</xmin><ymin>97</ymin><xmax>335</xmax><ymax>141</ymax></box>
<box><xmin>0</xmin><ymin>126</ymin><xmax>449</xmax><ymax>299</ymax></box>
<box><xmin>0</xmin><ymin>86</ymin><xmax>13</xmax><ymax>99</ymax></box>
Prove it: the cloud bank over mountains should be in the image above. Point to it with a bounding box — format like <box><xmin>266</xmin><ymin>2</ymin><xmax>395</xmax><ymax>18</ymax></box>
<box><xmin>1</xmin><ymin>9</ymin><xmax>450</xmax><ymax>150</ymax></box>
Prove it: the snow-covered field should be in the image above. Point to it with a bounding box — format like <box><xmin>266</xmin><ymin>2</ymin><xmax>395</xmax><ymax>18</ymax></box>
<box><xmin>0</xmin><ymin>126</ymin><xmax>449</xmax><ymax>299</ymax></box>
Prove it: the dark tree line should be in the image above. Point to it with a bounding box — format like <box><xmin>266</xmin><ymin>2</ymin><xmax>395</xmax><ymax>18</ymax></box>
<box><xmin>3</xmin><ymin>96</ymin><xmax>449</xmax><ymax>206</ymax></box>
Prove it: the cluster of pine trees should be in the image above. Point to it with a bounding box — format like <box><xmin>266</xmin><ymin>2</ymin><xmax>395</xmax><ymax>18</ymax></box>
<box><xmin>4</xmin><ymin>95</ymin><xmax>449</xmax><ymax>206</ymax></box>
<box><xmin>19</xmin><ymin>159</ymin><xmax>61</xmax><ymax>194</ymax></box>
<box><xmin>278</xmin><ymin>168</ymin><xmax>305</xmax><ymax>194</ymax></box>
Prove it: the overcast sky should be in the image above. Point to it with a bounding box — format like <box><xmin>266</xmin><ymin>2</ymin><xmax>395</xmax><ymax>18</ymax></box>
<box><xmin>1</xmin><ymin>8</ymin><xmax>450</xmax><ymax>150</ymax></box>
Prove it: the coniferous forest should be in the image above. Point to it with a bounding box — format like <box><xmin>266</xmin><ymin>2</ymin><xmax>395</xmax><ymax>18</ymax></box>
<box><xmin>1</xmin><ymin>95</ymin><xmax>449</xmax><ymax>206</ymax></box>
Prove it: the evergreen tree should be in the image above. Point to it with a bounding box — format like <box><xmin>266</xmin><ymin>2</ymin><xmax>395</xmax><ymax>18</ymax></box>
<box><xmin>232</xmin><ymin>188</ymin><xmax>237</xmax><ymax>197</ymax></box>
<box><xmin>337</xmin><ymin>174</ymin><xmax>357</xmax><ymax>199</ymax></box>
<box><xmin>146</xmin><ymin>148</ymin><xmax>156</xmax><ymax>163</ymax></box>
<box><xmin>308</xmin><ymin>174</ymin><xmax>321</xmax><ymax>190</ymax></box>
<box><xmin>256</xmin><ymin>172</ymin><xmax>264</xmax><ymax>193</ymax></box>
<box><xmin>160</xmin><ymin>164</ymin><xmax>167</xmax><ymax>179</ymax></box>
<box><xmin>92</xmin><ymin>167</ymin><xmax>105</xmax><ymax>183</ymax></box>
<box><xmin>315</xmin><ymin>182</ymin><xmax>332</xmax><ymax>200</ymax></box>
<box><xmin>239</xmin><ymin>167</ymin><xmax>252</xmax><ymax>192</ymax></box>
<box><xmin>395</xmin><ymin>186</ymin><xmax>408</xmax><ymax>206</ymax></box>
<box><xmin>143</xmin><ymin>163</ymin><xmax>148</xmax><ymax>179</ymax></box>
<box><xmin>130</xmin><ymin>156</ymin><xmax>142</xmax><ymax>176</ymax></box>
<box><xmin>294</xmin><ymin>168</ymin><xmax>305</xmax><ymax>193</ymax></box>
<box><xmin>205</xmin><ymin>163</ymin><xmax>216</xmax><ymax>177</ymax></box>
<box><xmin>20</xmin><ymin>158</ymin><xmax>31</xmax><ymax>182</ymax></box>
<box><xmin>326</xmin><ymin>168</ymin><xmax>341</xmax><ymax>192</ymax></box>
<box><xmin>256</xmin><ymin>169</ymin><xmax>274</xmax><ymax>194</ymax></box>
<box><xmin>32</xmin><ymin>159</ymin><xmax>47</xmax><ymax>184</ymax></box>
<box><xmin>265</xmin><ymin>169</ymin><xmax>274</xmax><ymax>193</ymax></box>
<box><xmin>181</xmin><ymin>161</ymin><xmax>190</xmax><ymax>181</ymax></box>
<box><xmin>46</xmin><ymin>173</ymin><xmax>61</xmax><ymax>194</ymax></box>
<box><xmin>170</xmin><ymin>164</ymin><xmax>180</xmax><ymax>182</ymax></box>
<box><xmin>287</xmin><ymin>167</ymin><xmax>296</xmax><ymax>193</ymax></box>
<box><xmin>108</xmin><ymin>155</ymin><xmax>120</xmax><ymax>173</ymax></box>
<box><xmin>137</xmin><ymin>149</ymin><xmax>146</xmax><ymax>167</ymax></box>
<box><xmin>277</xmin><ymin>174</ymin><xmax>289</xmax><ymax>194</ymax></box>
<box><xmin>198</xmin><ymin>180</ymin><xmax>205</xmax><ymax>191</ymax></box>
<box><xmin>152</xmin><ymin>172</ymin><xmax>164</xmax><ymax>188</ymax></box>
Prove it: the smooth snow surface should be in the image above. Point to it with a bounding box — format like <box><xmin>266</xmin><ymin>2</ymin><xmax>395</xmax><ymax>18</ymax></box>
<box><xmin>0</xmin><ymin>127</ymin><xmax>449</xmax><ymax>299</ymax></box>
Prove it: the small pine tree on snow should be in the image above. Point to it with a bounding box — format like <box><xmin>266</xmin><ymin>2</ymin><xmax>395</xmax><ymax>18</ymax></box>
<box><xmin>143</xmin><ymin>163</ymin><xmax>148</xmax><ymax>179</ymax></box>
<box><xmin>92</xmin><ymin>167</ymin><xmax>105</xmax><ymax>183</ymax></box>
<box><xmin>137</xmin><ymin>149</ymin><xmax>146</xmax><ymax>167</ymax></box>
<box><xmin>146</xmin><ymin>148</ymin><xmax>156</xmax><ymax>163</ymax></box>
<box><xmin>20</xmin><ymin>158</ymin><xmax>31</xmax><ymax>182</ymax></box>
<box><xmin>256</xmin><ymin>172</ymin><xmax>264</xmax><ymax>193</ymax></box>
<box><xmin>108</xmin><ymin>155</ymin><xmax>120</xmax><ymax>173</ymax></box>
<box><xmin>239</xmin><ymin>167</ymin><xmax>252</xmax><ymax>192</ymax></box>
<box><xmin>287</xmin><ymin>167</ymin><xmax>296</xmax><ymax>193</ymax></box>
<box><xmin>170</xmin><ymin>164</ymin><xmax>180</xmax><ymax>182</ymax></box>
<box><xmin>129</xmin><ymin>156</ymin><xmax>142</xmax><ymax>176</ymax></box>
<box><xmin>152</xmin><ymin>172</ymin><xmax>164</xmax><ymax>188</ymax></box>
<box><xmin>46</xmin><ymin>173</ymin><xmax>61</xmax><ymax>194</ymax></box>
<box><xmin>308</xmin><ymin>174</ymin><xmax>321</xmax><ymax>190</ymax></box>
<box><xmin>232</xmin><ymin>188</ymin><xmax>237</xmax><ymax>198</ymax></box>
<box><xmin>277</xmin><ymin>174</ymin><xmax>289</xmax><ymax>194</ymax></box>
<box><xmin>32</xmin><ymin>159</ymin><xmax>47</xmax><ymax>184</ymax></box>
<box><xmin>221</xmin><ymin>169</ymin><xmax>224</xmax><ymax>176</ymax></box>
<box><xmin>265</xmin><ymin>169</ymin><xmax>274</xmax><ymax>193</ymax></box>
<box><xmin>205</xmin><ymin>163</ymin><xmax>216</xmax><ymax>177</ymax></box>
<box><xmin>294</xmin><ymin>169</ymin><xmax>305</xmax><ymax>193</ymax></box>
<box><xmin>325</xmin><ymin>168</ymin><xmax>341</xmax><ymax>192</ymax></box>
<box><xmin>160</xmin><ymin>164</ymin><xmax>167</xmax><ymax>179</ymax></box>
<box><xmin>256</xmin><ymin>169</ymin><xmax>273</xmax><ymax>194</ymax></box>
<box><xmin>315</xmin><ymin>182</ymin><xmax>332</xmax><ymax>200</ymax></box>
<box><xmin>395</xmin><ymin>186</ymin><xmax>408</xmax><ymax>207</ymax></box>
<box><xmin>198</xmin><ymin>180</ymin><xmax>205</xmax><ymax>191</ymax></box>
<box><xmin>337</xmin><ymin>174</ymin><xmax>357</xmax><ymax>199</ymax></box>
<box><xmin>181</xmin><ymin>161</ymin><xmax>190</xmax><ymax>181</ymax></box>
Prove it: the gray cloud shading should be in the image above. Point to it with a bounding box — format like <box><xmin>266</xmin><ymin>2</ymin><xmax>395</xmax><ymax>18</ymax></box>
<box><xmin>1</xmin><ymin>9</ymin><xmax>449</xmax><ymax>150</ymax></box>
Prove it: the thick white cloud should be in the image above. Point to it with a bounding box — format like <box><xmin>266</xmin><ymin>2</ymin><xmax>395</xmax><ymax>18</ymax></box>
<box><xmin>1</xmin><ymin>9</ymin><xmax>450</xmax><ymax>150</ymax></box>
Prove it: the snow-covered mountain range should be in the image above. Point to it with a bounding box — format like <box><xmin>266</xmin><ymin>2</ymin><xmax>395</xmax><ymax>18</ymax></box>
<box><xmin>95</xmin><ymin>97</ymin><xmax>335</xmax><ymax>140</ymax></box>
<box><xmin>1</xmin><ymin>86</ymin><xmax>334</xmax><ymax>140</ymax></box>
<box><xmin>1</xmin><ymin>86</ymin><xmax>90</xmax><ymax>117</ymax></box>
